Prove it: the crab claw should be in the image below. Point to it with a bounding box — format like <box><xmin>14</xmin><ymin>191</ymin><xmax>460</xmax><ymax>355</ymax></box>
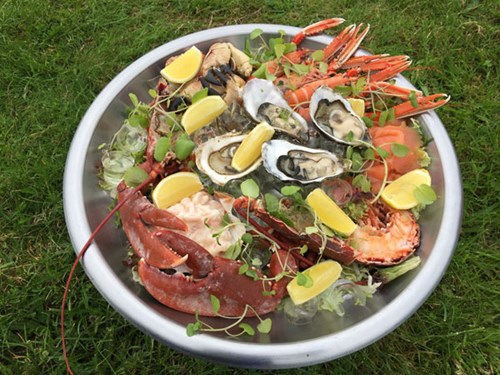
<box><xmin>138</xmin><ymin>231</ymin><xmax>297</xmax><ymax>317</ymax></box>
<box><xmin>117</xmin><ymin>182</ymin><xmax>188</xmax><ymax>269</ymax></box>
<box><xmin>292</xmin><ymin>18</ymin><xmax>345</xmax><ymax>45</ymax></box>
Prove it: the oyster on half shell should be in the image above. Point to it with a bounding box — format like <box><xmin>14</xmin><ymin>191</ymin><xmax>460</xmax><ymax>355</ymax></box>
<box><xmin>242</xmin><ymin>78</ymin><xmax>309</xmax><ymax>141</ymax></box>
<box><xmin>262</xmin><ymin>140</ymin><xmax>350</xmax><ymax>184</ymax></box>
<box><xmin>195</xmin><ymin>133</ymin><xmax>261</xmax><ymax>186</ymax></box>
<box><xmin>310</xmin><ymin>87</ymin><xmax>369</xmax><ymax>145</ymax></box>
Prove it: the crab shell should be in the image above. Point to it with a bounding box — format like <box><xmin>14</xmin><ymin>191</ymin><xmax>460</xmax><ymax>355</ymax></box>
<box><xmin>195</xmin><ymin>132</ymin><xmax>261</xmax><ymax>186</ymax></box>
<box><xmin>310</xmin><ymin>87</ymin><xmax>369</xmax><ymax>145</ymax></box>
<box><xmin>262</xmin><ymin>139</ymin><xmax>351</xmax><ymax>184</ymax></box>
<box><xmin>242</xmin><ymin>78</ymin><xmax>309</xmax><ymax>141</ymax></box>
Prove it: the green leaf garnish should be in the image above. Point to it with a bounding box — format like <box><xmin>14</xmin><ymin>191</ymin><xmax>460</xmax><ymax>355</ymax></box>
<box><xmin>250</xmin><ymin>28</ymin><xmax>263</xmax><ymax>40</ymax></box>
<box><xmin>123</xmin><ymin>166</ymin><xmax>149</xmax><ymax>187</ymax></box>
<box><xmin>245</xmin><ymin>269</ymin><xmax>259</xmax><ymax>281</ymax></box>
<box><xmin>362</xmin><ymin>116</ymin><xmax>374</xmax><ymax>128</ymax></box>
<box><xmin>186</xmin><ymin>321</ymin><xmax>201</xmax><ymax>336</ymax></box>
<box><xmin>257</xmin><ymin>318</ymin><xmax>272</xmax><ymax>334</ymax></box>
<box><xmin>174</xmin><ymin>136</ymin><xmax>195</xmax><ymax>161</ymax></box>
<box><xmin>334</xmin><ymin>86</ymin><xmax>352</xmax><ymax>97</ymax></box>
<box><xmin>376</xmin><ymin>147</ymin><xmax>390</xmax><ymax>159</ymax></box>
<box><xmin>311</xmin><ymin>50</ymin><xmax>325</xmax><ymax>62</ymax></box>
<box><xmin>239</xmin><ymin>323</ymin><xmax>255</xmax><ymax>336</ymax></box>
<box><xmin>154</xmin><ymin>136</ymin><xmax>171</xmax><ymax>162</ymax></box>
<box><xmin>264</xmin><ymin>193</ymin><xmax>280</xmax><ymax>213</ymax></box>
<box><xmin>350</xmin><ymin>151</ymin><xmax>364</xmax><ymax>171</ymax></box>
<box><xmin>192</xmin><ymin>87</ymin><xmax>208</xmax><ymax>103</ymax></box>
<box><xmin>148</xmin><ymin>89</ymin><xmax>157</xmax><ymax>98</ymax></box>
<box><xmin>241</xmin><ymin>179</ymin><xmax>260</xmax><ymax>198</ymax></box>
<box><xmin>224</xmin><ymin>242</ymin><xmax>242</xmax><ymax>260</ymax></box>
<box><xmin>305</xmin><ymin>226</ymin><xmax>319</xmax><ymax>234</ymax></box>
<box><xmin>210</xmin><ymin>295</ymin><xmax>220</xmax><ymax>314</ymax></box>
<box><xmin>391</xmin><ymin>143</ymin><xmax>410</xmax><ymax>157</ymax></box>
<box><xmin>352</xmin><ymin>174</ymin><xmax>371</xmax><ymax>193</ymax></box>
<box><xmin>352</xmin><ymin>77</ymin><xmax>366</xmax><ymax>96</ymax></box>
<box><xmin>281</xmin><ymin>185</ymin><xmax>301</xmax><ymax>196</ymax></box>
<box><xmin>409</xmin><ymin>90</ymin><xmax>419</xmax><ymax>108</ymax></box>
<box><xmin>238</xmin><ymin>263</ymin><xmax>249</xmax><ymax>275</ymax></box>
<box><xmin>414</xmin><ymin>184</ymin><xmax>437</xmax><ymax>205</ymax></box>
<box><xmin>274</xmin><ymin>43</ymin><xmax>286</xmax><ymax>59</ymax></box>
<box><xmin>129</xmin><ymin>93</ymin><xmax>139</xmax><ymax>107</ymax></box>
<box><xmin>296</xmin><ymin>272</ymin><xmax>313</xmax><ymax>288</ymax></box>
<box><xmin>242</xmin><ymin>233</ymin><xmax>253</xmax><ymax>244</ymax></box>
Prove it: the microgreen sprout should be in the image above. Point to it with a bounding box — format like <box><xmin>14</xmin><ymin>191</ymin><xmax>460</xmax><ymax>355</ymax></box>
<box><xmin>186</xmin><ymin>295</ymin><xmax>273</xmax><ymax>337</ymax></box>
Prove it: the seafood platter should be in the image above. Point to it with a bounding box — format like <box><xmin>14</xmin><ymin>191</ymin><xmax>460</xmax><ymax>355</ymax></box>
<box><xmin>63</xmin><ymin>21</ymin><xmax>462</xmax><ymax>368</ymax></box>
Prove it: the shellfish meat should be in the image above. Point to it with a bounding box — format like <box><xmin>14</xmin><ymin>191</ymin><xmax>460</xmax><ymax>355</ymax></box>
<box><xmin>310</xmin><ymin>87</ymin><xmax>369</xmax><ymax>145</ymax></box>
<box><xmin>262</xmin><ymin>140</ymin><xmax>350</xmax><ymax>184</ymax></box>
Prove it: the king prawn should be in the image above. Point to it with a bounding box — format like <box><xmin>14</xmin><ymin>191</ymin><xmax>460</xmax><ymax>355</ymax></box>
<box><xmin>85</xmin><ymin>18</ymin><xmax>450</xmax><ymax>336</ymax></box>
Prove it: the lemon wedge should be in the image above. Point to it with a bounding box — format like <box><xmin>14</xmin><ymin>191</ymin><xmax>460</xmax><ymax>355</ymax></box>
<box><xmin>152</xmin><ymin>172</ymin><xmax>203</xmax><ymax>209</ymax></box>
<box><xmin>381</xmin><ymin>168</ymin><xmax>432</xmax><ymax>209</ymax></box>
<box><xmin>160</xmin><ymin>46</ymin><xmax>203</xmax><ymax>84</ymax></box>
<box><xmin>287</xmin><ymin>260</ymin><xmax>342</xmax><ymax>305</ymax></box>
<box><xmin>306</xmin><ymin>188</ymin><xmax>357</xmax><ymax>235</ymax></box>
<box><xmin>348</xmin><ymin>98</ymin><xmax>365</xmax><ymax>117</ymax></box>
<box><xmin>231</xmin><ymin>122</ymin><xmax>275</xmax><ymax>172</ymax></box>
<box><xmin>181</xmin><ymin>96</ymin><xmax>228</xmax><ymax>135</ymax></box>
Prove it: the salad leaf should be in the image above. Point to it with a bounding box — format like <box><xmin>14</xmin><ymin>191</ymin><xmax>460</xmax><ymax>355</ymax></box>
<box><xmin>414</xmin><ymin>184</ymin><xmax>437</xmax><ymax>205</ymax></box>
<box><xmin>257</xmin><ymin>318</ymin><xmax>272</xmax><ymax>334</ymax></box>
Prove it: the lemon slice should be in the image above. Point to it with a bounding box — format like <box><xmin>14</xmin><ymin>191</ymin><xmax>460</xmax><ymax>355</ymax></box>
<box><xmin>287</xmin><ymin>260</ymin><xmax>342</xmax><ymax>305</ymax></box>
<box><xmin>152</xmin><ymin>172</ymin><xmax>203</xmax><ymax>209</ymax></box>
<box><xmin>348</xmin><ymin>98</ymin><xmax>365</xmax><ymax>117</ymax></box>
<box><xmin>160</xmin><ymin>46</ymin><xmax>203</xmax><ymax>84</ymax></box>
<box><xmin>381</xmin><ymin>168</ymin><xmax>432</xmax><ymax>209</ymax></box>
<box><xmin>231</xmin><ymin>122</ymin><xmax>275</xmax><ymax>172</ymax></box>
<box><xmin>181</xmin><ymin>96</ymin><xmax>228</xmax><ymax>135</ymax></box>
<box><xmin>306</xmin><ymin>188</ymin><xmax>357</xmax><ymax>235</ymax></box>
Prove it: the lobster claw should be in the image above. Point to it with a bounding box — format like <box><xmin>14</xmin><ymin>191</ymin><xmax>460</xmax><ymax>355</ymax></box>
<box><xmin>117</xmin><ymin>182</ymin><xmax>188</xmax><ymax>269</ymax></box>
<box><xmin>138</xmin><ymin>230</ymin><xmax>298</xmax><ymax>317</ymax></box>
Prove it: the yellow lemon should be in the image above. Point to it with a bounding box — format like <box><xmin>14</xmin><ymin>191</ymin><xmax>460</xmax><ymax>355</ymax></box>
<box><xmin>181</xmin><ymin>95</ymin><xmax>228</xmax><ymax>135</ymax></box>
<box><xmin>306</xmin><ymin>188</ymin><xmax>357</xmax><ymax>235</ymax></box>
<box><xmin>381</xmin><ymin>168</ymin><xmax>432</xmax><ymax>209</ymax></box>
<box><xmin>348</xmin><ymin>98</ymin><xmax>365</xmax><ymax>117</ymax></box>
<box><xmin>160</xmin><ymin>46</ymin><xmax>203</xmax><ymax>84</ymax></box>
<box><xmin>287</xmin><ymin>260</ymin><xmax>342</xmax><ymax>305</ymax></box>
<box><xmin>231</xmin><ymin>122</ymin><xmax>275</xmax><ymax>172</ymax></box>
<box><xmin>152</xmin><ymin>172</ymin><xmax>203</xmax><ymax>209</ymax></box>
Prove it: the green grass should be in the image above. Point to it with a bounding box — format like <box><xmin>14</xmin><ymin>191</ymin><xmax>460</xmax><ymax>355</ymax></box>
<box><xmin>1</xmin><ymin>0</ymin><xmax>498</xmax><ymax>373</ymax></box>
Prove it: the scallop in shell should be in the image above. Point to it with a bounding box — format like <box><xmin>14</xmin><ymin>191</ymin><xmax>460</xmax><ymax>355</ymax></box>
<box><xmin>195</xmin><ymin>132</ymin><xmax>261</xmax><ymax>186</ymax></box>
<box><xmin>242</xmin><ymin>78</ymin><xmax>309</xmax><ymax>140</ymax></box>
<box><xmin>310</xmin><ymin>87</ymin><xmax>369</xmax><ymax>145</ymax></box>
<box><xmin>262</xmin><ymin>140</ymin><xmax>350</xmax><ymax>184</ymax></box>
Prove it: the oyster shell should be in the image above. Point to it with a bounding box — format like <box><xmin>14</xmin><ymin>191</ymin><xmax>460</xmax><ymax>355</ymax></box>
<box><xmin>242</xmin><ymin>78</ymin><xmax>309</xmax><ymax>140</ymax></box>
<box><xmin>195</xmin><ymin>132</ymin><xmax>261</xmax><ymax>185</ymax></box>
<box><xmin>310</xmin><ymin>87</ymin><xmax>369</xmax><ymax>145</ymax></box>
<box><xmin>262</xmin><ymin>140</ymin><xmax>350</xmax><ymax>184</ymax></box>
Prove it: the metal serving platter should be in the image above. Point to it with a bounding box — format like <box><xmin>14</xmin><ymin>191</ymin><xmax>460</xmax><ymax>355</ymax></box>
<box><xmin>63</xmin><ymin>24</ymin><xmax>462</xmax><ymax>369</ymax></box>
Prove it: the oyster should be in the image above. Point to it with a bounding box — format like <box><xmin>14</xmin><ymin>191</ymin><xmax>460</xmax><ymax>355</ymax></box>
<box><xmin>242</xmin><ymin>78</ymin><xmax>309</xmax><ymax>140</ymax></box>
<box><xmin>262</xmin><ymin>140</ymin><xmax>350</xmax><ymax>184</ymax></box>
<box><xmin>310</xmin><ymin>87</ymin><xmax>369</xmax><ymax>145</ymax></box>
<box><xmin>195</xmin><ymin>133</ymin><xmax>261</xmax><ymax>185</ymax></box>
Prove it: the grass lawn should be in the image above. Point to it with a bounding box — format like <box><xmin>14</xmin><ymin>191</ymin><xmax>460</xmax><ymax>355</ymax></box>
<box><xmin>1</xmin><ymin>0</ymin><xmax>498</xmax><ymax>373</ymax></box>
